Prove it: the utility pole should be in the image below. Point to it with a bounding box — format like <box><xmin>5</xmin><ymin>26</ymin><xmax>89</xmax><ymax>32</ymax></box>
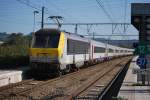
<box><xmin>41</xmin><ymin>6</ymin><xmax>44</xmax><ymax>29</ymax></box>
<box><xmin>75</xmin><ymin>24</ymin><xmax>78</xmax><ymax>34</ymax></box>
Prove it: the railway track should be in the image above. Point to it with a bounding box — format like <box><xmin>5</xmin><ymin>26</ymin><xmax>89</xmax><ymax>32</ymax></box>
<box><xmin>0</xmin><ymin>79</ymin><xmax>33</xmax><ymax>92</ymax></box>
<box><xmin>0</xmin><ymin>56</ymin><xmax>132</xmax><ymax>100</ymax></box>
<box><xmin>69</xmin><ymin>58</ymin><xmax>130</xmax><ymax>100</ymax></box>
<box><xmin>0</xmin><ymin>79</ymin><xmax>44</xmax><ymax>99</ymax></box>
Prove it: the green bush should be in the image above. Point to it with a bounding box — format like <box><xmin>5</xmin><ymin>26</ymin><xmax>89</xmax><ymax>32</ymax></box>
<box><xmin>0</xmin><ymin>45</ymin><xmax>29</xmax><ymax>57</ymax></box>
<box><xmin>0</xmin><ymin>33</ymin><xmax>31</xmax><ymax>68</ymax></box>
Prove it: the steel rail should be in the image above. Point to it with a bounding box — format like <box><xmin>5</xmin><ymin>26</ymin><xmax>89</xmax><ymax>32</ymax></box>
<box><xmin>66</xmin><ymin>58</ymin><xmax>130</xmax><ymax>100</ymax></box>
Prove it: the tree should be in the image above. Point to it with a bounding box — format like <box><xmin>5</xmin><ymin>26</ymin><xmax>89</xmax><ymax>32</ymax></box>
<box><xmin>3</xmin><ymin>33</ymin><xmax>30</xmax><ymax>46</ymax></box>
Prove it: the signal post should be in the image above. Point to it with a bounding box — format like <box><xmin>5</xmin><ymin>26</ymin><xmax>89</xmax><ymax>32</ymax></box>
<box><xmin>131</xmin><ymin>3</ymin><xmax>150</xmax><ymax>85</ymax></box>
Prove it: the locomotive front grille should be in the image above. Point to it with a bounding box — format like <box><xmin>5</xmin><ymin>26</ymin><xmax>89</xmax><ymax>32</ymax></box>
<box><xmin>30</xmin><ymin>56</ymin><xmax>59</xmax><ymax>63</ymax></box>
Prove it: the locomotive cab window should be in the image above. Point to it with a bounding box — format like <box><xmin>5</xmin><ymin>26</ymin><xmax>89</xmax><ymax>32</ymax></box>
<box><xmin>32</xmin><ymin>34</ymin><xmax>60</xmax><ymax>48</ymax></box>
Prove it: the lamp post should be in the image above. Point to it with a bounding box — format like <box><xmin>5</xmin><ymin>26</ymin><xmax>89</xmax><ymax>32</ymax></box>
<box><xmin>33</xmin><ymin>11</ymin><xmax>39</xmax><ymax>33</ymax></box>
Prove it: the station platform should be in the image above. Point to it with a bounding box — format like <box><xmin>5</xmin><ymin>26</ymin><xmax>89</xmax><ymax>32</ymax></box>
<box><xmin>118</xmin><ymin>56</ymin><xmax>150</xmax><ymax>100</ymax></box>
<box><xmin>0</xmin><ymin>70</ymin><xmax>22</xmax><ymax>87</ymax></box>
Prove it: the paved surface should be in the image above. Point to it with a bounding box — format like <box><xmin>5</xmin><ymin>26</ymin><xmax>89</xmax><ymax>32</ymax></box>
<box><xmin>118</xmin><ymin>56</ymin><xmax>150</xmax><ymax>100</ymax></box>
<box><xmin>0</xmin><ymin>70</ymin><xmax>22</xmax><ymax>87</ymax></box>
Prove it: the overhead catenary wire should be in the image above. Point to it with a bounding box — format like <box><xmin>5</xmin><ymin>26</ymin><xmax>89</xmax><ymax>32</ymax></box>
<box><xmin>16</xmin><ymin>0</ymin><xmax>49</xmax><ymax>14</ymax></box>
<box><xmin>95</xmin><ymin>0</ymin><xmax>114</xmax><ymax>23</ymax></box>
<box><xmin>15</xmin><ymin>0</ymin><xmax>131</xmax><ymax>37</ymax></box>
<box><xmin>16</xmin><ymin>0</ymin><xmax>41</xmax><ymax>11</ymax></box>
<box><xmin>44</xmin><ymin>0</ymin><xmax>93</xmax><ymax>34</ymax></box>
<box><xmin>16</xmin><ymin>0</ymin><xmax>53</xmax><ymax>29</ymax></box>
<box><xmin>95</xmin><ymin>0</ymin><xmax>129</xmax><ymax>35</ymax></box>
<box><xmin>44</xmin><ymin>0</ymin><xmax>88</xmax><ymax>25</ymax></box>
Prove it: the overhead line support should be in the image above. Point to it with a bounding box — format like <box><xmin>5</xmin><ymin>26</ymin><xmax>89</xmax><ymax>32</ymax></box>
<box><xmin>44</xmin><ymin>23</ymin><xmax>131</xmax><ymax>25</ymax></box>
<box><xmin>41</xmin><ymin>6</ymin><xmax>44</xmax><ymax>29</ymax></box>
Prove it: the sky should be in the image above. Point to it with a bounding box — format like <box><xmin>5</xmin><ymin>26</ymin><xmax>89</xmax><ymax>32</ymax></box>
<box><xmin>0</xmin><ymin>0</ymin><xmax>150</xmax><ymax>40</ymax></box>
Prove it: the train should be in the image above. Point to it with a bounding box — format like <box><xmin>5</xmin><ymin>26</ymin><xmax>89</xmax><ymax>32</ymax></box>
<box><xmin>29</xmin><ymin>28</ymin><xmax>134</xmax><ymax>76</ymax></box>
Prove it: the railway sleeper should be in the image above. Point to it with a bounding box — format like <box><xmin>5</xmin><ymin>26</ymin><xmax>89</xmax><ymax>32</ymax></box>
<box><xmin>73</xmin><ymin>96</ymin><xmax>98</xmax><ymax>100</ymax></box>
<box><xmin>86</xmin><ymin>93</ymin><xmax>99</xmax><ymax>96</ymax></box>
<box><xmin>90</xmin><ymin>88</ymin><xmax>101</xmax><ymax>92</ymax></box>
<box><xmin>95</xmin><ymin>84</ymin><xmax>105</xmax><ymax>87</ymax></box>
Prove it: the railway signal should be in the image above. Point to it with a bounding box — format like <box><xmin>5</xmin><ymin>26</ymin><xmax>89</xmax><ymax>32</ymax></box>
<box><xmin>131</xmin><ymin>3</ymin><xmax>150</xmax><ymax>85</ymax></box>
<box><xmin>136</xmin><ymin>56</ymin><xmax>147</xmax><ymax>69</ymax></box>
<box><xmin>134</xmin><ymin>42</ymin><xmax>149</xmax><ymax>55</ymax></box>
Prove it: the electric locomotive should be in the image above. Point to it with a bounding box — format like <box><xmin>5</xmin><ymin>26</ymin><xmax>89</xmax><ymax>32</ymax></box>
<box><xmin>30</xmin><ymin>28</ymin><xmax>133</xmax><ymax>75</ymax></box>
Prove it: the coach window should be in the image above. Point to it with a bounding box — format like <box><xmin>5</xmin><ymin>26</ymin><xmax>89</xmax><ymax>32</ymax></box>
<box><xmin>94</xmin><ymin>47</ymin><xmax>105</xmax><ymax>53</ymax></box>
<box><xmin>109</xmin><ymin>49</ymin><xmax>113</xmax><ymax>53</ymax></box>
<box><xmin>120</xmin><ymin>50</ymin><xmax>123</xmax><ymax>53</ymax></box>
<box><xmin>67</xmin><ymin>39</ymin><xmax>89</xmax><ymax>54</ymax></box>
<box><xmin>116</xmin><ymin>50</ymin><xmax>119</xmax><ymax>53</ymax></box>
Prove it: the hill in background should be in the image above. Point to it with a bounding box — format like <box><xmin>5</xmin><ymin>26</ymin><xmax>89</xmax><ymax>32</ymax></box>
<box><xmin>0</xmin><ymin>32</ymin><xmax>10</xmax><ymax>42</ymax></box>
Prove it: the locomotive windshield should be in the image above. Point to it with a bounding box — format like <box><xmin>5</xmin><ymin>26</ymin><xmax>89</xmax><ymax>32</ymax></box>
<box><xmin>32</xmin><ymin>34</ymin><xmax>60</xmax><ymax>48</ymax></box>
